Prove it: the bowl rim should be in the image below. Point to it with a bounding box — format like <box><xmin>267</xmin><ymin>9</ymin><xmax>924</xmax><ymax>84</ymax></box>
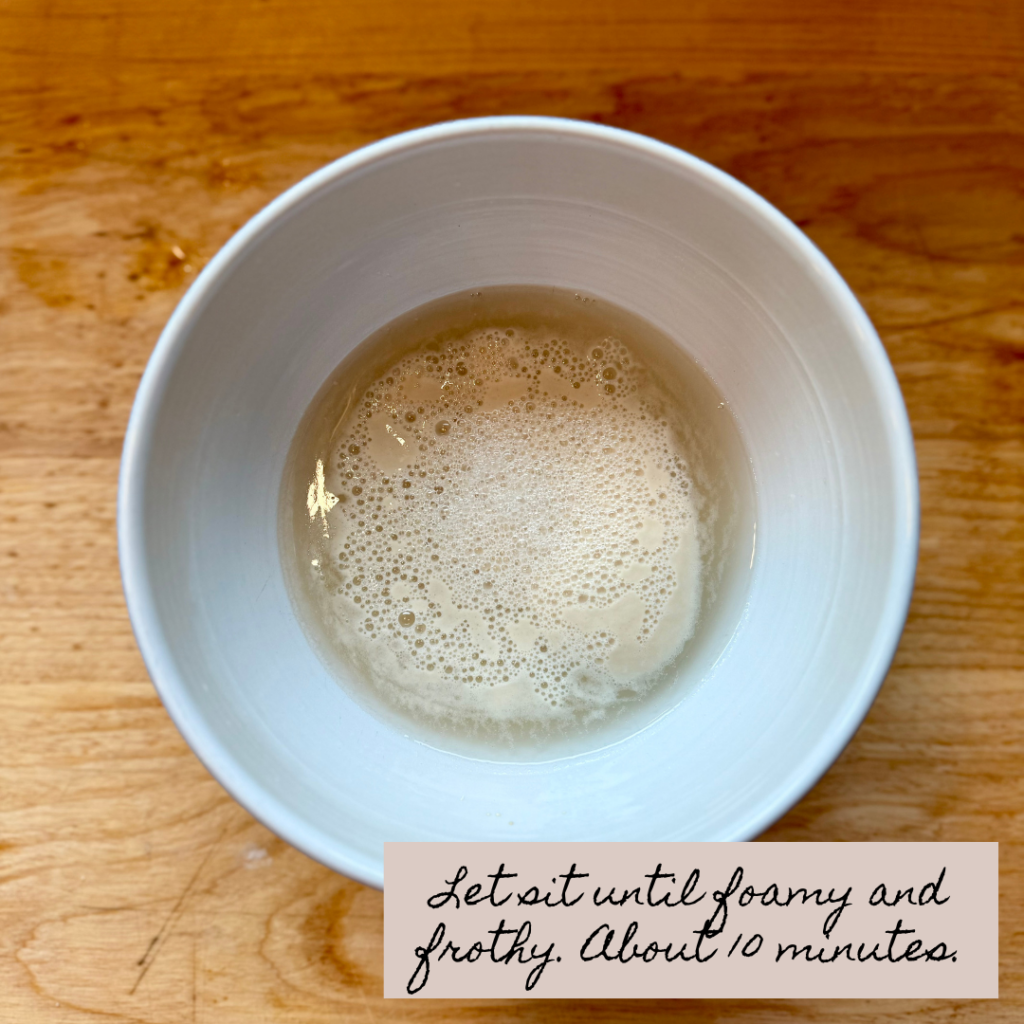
<box><xmin>118</xmin><ymin>115</ymin><xmax>920</xmax><ymax>889</ymax></box>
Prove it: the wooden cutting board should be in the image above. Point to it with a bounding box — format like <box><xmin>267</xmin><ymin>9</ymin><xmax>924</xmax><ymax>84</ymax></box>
<box><xmin>2</xmin><ymin>1</ymin><xmax>1021</xmax><ymax>1019</ymax></box>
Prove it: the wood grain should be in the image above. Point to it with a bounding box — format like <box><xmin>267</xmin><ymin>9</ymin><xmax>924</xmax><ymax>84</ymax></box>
<box><xmin>1</xmin><ymin>0</ymin><xmax>1022</xmax><ymax>1019</ymax></box>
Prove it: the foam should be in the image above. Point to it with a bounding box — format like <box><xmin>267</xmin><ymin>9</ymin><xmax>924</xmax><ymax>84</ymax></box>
<box><xmin>299</xmin><ymin>324</ymin><xmax>711</xmax><ymax>736</ymax></box>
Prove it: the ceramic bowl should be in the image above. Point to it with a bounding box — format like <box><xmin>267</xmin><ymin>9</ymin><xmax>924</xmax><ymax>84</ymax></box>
<box><xmin>119</xmin><ymin>117</ymin><xmax>918</xmax><ymax>888</ymax></box>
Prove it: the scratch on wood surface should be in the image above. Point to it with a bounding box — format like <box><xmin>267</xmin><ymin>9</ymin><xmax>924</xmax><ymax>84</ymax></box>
<box><xmin>130</xmin><ymin>821</ymin><xmax>229</xmax><ymax>996</ymax></box>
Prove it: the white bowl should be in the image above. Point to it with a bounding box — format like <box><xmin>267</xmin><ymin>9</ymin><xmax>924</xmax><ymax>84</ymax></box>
<box><xmin>118</xmin><ymin>117</ymin><xmax>918</xmax><ymax>888</ymax></box>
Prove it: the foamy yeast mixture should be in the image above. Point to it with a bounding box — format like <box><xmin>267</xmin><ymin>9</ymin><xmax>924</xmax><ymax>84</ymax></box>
<box><xmin>293</xmin><ymin>304</ymin><xmax>720</xmax><ymax>738</ymax></box>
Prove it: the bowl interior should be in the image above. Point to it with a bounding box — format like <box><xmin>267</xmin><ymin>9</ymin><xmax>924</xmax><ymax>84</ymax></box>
<box><xmin>120</xmin><ymin>119</ymin><xmax>917</xmax><ymax>887</ymax></box>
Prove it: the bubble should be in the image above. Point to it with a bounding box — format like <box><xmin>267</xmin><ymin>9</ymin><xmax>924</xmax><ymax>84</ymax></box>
<box><xmin>399</xmin><ymin>611</ymin><xmax>416</xmax><ymax>627</ymax></box>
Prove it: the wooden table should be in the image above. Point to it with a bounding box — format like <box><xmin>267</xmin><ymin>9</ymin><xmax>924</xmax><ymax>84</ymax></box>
<box><xmin>2</xmin><ymin>1</ymin><xmax>1022</xmax><ymax>1019</ymax></box>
